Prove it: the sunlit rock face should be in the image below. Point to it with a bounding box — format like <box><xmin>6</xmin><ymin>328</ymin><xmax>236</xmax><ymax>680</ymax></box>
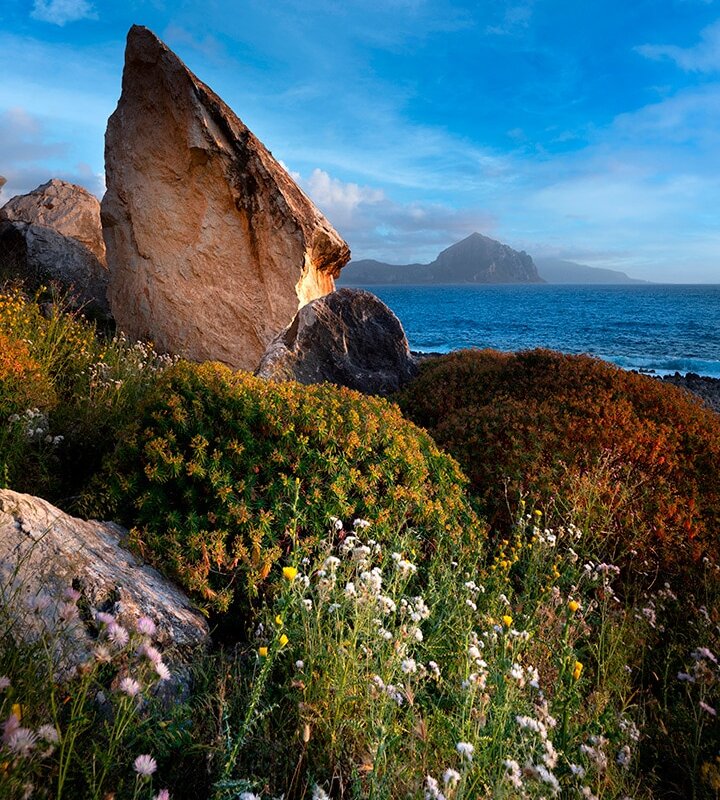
<box><xmin>102</xmin><ymin>25</ymin><xmax>350</xmax><ymax>369</ymax></box>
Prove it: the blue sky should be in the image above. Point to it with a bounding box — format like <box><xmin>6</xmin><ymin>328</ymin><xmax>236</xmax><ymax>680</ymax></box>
<box><xmin>1</xmin><ymin>0</ymin><xmax>719</xmax><ymax>282</ymax></box>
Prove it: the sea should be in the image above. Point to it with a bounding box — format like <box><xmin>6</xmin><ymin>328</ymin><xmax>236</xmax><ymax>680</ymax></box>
<box><xmin>359</xmin><ymin>284</ymin><xmax>720</xmax><ymax>379</ymax></box>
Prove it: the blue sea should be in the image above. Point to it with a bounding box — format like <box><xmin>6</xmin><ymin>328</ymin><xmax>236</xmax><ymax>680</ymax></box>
<box><xmin>361</xmin><ymin>284</ymin><xmax>720</xmax><ymax>379</ymax></box>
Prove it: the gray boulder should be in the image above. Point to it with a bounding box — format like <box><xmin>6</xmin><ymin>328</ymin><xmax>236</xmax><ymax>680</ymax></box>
<box><xmin>256</xmin><ymin>288</ymin><xmax>418</xmax><ymax>395</ymax></box>
<box><xmin>0</xmin><ymin>490</ymin><xmax>208</xmax><ymax>677</ymax></box>
<box><xmin>0</xmin><ymin>179</ymin><xmax>109</xmax><ymax>317</ymax></box>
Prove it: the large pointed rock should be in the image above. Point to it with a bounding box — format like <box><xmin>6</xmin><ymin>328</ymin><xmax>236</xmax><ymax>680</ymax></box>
<box><xmin>0</xmin><ymin>179</ymin><xmax>109</xmax><ymax>316</ymax></box>
<box><xmin>102</xmin><ymin>25</ymin><xmax>350</xmax><ymax>369</ymax></box>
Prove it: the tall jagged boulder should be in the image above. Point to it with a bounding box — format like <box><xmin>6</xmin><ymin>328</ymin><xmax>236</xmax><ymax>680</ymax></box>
<box><xmin>256</xmin><ymin>288</ymin><xmax>418</xmax><ymax>395</ymax></box>
<box><xmin>102</xmin><ymin>25</ymin><xmax>350</xmax><ymax>370</ymax></box>
<box><xmin>0</xmin><ymin>179</ymin><xmax>109</xmax><ymax>316</ymax></box>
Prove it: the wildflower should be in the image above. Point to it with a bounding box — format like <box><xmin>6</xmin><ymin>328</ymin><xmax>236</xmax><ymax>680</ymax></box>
<box><xmin>6</xmin><ymin>727</ymin><xmax>37</xmax><ymax>756</ymax></box>
<box><xmin>63</xmin><ymin>587</ymin><xmax>81</xmax><ymax>602</ymax></box>
<box><xmin>155</xmin><ymin>791</ymin><xmax>170</xmax><ymax>800</ymax></box>
<box><xmin>568</xmin><ymin>600</ymin><xmax>580</xmax><ymax>614</ymax></box>
<box><xmin>238</xmin><ymin>794</ymin><xmax>259</xmax><ymax>800</ymax></box>
<box><xmin>700</xmin><ymin>701</ymin><xmax>717</xmax><ymax>716</ymax></box>
<box><xmin>503</xmin><ymin>759</ymin><xmax>523</xmax><ymax>790</ymax></box>
<box><xmin>428</xmin><ymin>661</ymin><xmax>441</xmax><ymax>678</ymax></box>
<box><xmin>465</xmin><ymin>599</ymin><xmax>477</xmax><ymax>611</ymax></box>
<box><xmin>134</xmin><ymin>753</ymin><xmax>158</xmax><ymax>776</ymax></box>
<box><xmin>456</xmin><ymin>741</ymin><xmax>474</xmax><ymax>761</ymax></box>
<box><xmin>572</xmin><ymin>661</ymin><xmax>583</xmax><ymax>680</ymax></box>
<box><xmin>502</xmin><ymin>615</ymin><xmax>513</xmax><ymax>628</ymax></box>
<box><xmin>677</xmin><ymin>671</ymin><xmax>695</xmax><ymax>682</ymax></box>
<box><xmin>279</xmin><ymin>634</ymin><xmax>289</xmax><ymax>648</ymax></box>
<box><xmin>303</xmin><ymin>598</ymin><xmax>313</xmax><ymax>611</ymax></box>
<box><xmin>425</xmin><ymin>775</ymin><xmax>446</xmax><ymax>800</ymax></box>
<box><xmin>0</xmin><ymin>677</ymin><xmax>10</xmax><ymax>691</ymax></box>
<box><xmin>295</xmin><ymin>660</ymin><xmax>305</xmax><ymax>670</ymax></box>
<box><xmin>155</xmin><ymin>661</ymin><xmax>171</xmax><ymax>682</ymax></box>
<box><xmin>96</xmin><ymin>611</ymin><xmax>115</xmax><ymax>626</ymax></box>
<box><xmin>569</xmin><ymin>763</ymin><xmax>586</xmax><ymax>777</ymax></box>
<box><xmin>119</xmin><ymin>677</ymin><xmax>142</xmax><ymax>697</ymax></box>
<box><xmin>139</xmin><ymin>643</ymin><xmax>163</xmax><ymax>665</ymax></box>
<box><xmin>106</xmin><ymin>622</ymin><xmax>129</xmax><ymax>648</ymax></box>
<box><xmin>259</xmin><ymin>647</ymin><xmax>268</xmax><ymax>658</ymax></box>
<box><xmin>353</xmin><ymin>518</ymin><xmax>370</xmax><ymax>529</ymax></box>
<box><xmin>282</xmin><ymin>566</ymin><xmax>298</xmax><ymax>582</ymax></box>
<box><xmin>324</xmin><ymin>556</ymin><xmax>341</xmax><ymax>571</ymax></box>
<box><xmin>401</xmin><ymin>658</ymin><xmax>418</xmax><ymax>674</ymax></box>
<box><xmin>509</xmin><ymin>663</ymin><xmax>525</xmax><ymax>684</ymax></box>
<box><xmin>36</xmin><ymin>725</ymin><xmax>60</xmax><ymax>744</ymax></box>
<box><xmin>312</xmin><ymin>786</ymin><xmax>330</xmax><ymax>800</ymax></box>
<box><xmin>443</xmin><ymin>768</ymin><xmax>460</xmax><ymax>788</ymax></box>
<box><xmin>345</xmin><ymin>581</ymin><xmax>357</xmax><ymax>597</ymax></box>
<box><xmin>136</xmin><ymin>616</ymin><xmax>157</xmax><ymax>636</ymax></box>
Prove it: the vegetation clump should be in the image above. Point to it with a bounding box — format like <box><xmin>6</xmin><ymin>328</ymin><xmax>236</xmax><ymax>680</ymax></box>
<box><xmin>397</xmin><ymin>348</ymin><xmax>720</xmax><ymax>580</ymax></box>
<box><xmin>92</xmin><ymin>360</ymin><xmax>481</xmax><ymax>612</ymax></box>
<box><xmin>0</xmin><ymin>287</ymin><xmax>173</xmax><ymax>503</ymax></box>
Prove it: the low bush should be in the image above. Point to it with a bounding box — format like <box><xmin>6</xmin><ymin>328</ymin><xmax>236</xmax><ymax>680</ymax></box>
<box><xmin>89</xmin><ymin>361</ymin><xmax>483</xmax><ymax>614</ymax></box>
<box><xmin>0</xmin><ymin>286</ymin><xmax>172</xmax><ymax>504</ymax></box>
<box><xmin>397</xmin><ymin>348</ymin><xmax>720</xmax><ymax>580</ymax></box>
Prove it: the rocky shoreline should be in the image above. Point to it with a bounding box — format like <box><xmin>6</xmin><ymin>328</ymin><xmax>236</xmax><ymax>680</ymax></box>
<box><xmin>659</xmin><ymin>372</ymin><xmax>720</xmax><ymax>414</ymax></box>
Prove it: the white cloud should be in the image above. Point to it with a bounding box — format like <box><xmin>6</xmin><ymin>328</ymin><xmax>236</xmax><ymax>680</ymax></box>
<box><xmin>637</xmin><ymin>19</ymin><xmax>720</xmax><ymax>72</ymax></box>
<box><xmin>31</xmin><ymin>0</ymin><xmax>96</xmax><ymax>26</ymax></box>
<box><xmin>293</xmin><ymin>167</ymin><xmax>495</xmax><ymax>263</ymax></box>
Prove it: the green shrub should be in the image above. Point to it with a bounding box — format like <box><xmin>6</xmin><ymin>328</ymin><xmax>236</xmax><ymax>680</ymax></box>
<box><xmin>397</xmin><ymin>348</ymin><xmax>720</xmax><ymax>580</ymax></box>
<box><xmin>0</xmin><ymin>287</ymin><xmax>172</xmax><ymax>504</ymax></box>
<box><xmin>91</xmin><ymin>361</ymin><xmax>482</xmax><ymax>613</ymax></box>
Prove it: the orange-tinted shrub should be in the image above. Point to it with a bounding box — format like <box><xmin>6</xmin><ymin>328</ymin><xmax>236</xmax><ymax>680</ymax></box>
<box><xmin>397</xmin><ymin>349</ymin><xmax>720</xmax><ymax>579</ymax></box>
<box><xmin>0</xmin><ymin>331</ymin><xmax>54</xmax><ymax>416</ymax></box>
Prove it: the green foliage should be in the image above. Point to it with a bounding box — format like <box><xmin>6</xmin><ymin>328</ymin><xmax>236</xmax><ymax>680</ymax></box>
<box><xmin>397</xmin><ymin>348</ymin><xmax>720</xmax><ymax>581</ymax></box>
<box><xmin>0</xmin><ymin>286</ymin><xmax>172</xmax><ymax>505</ymax></box>
<box><xmin>91</xmin><ymin>360</ymin><xmax>482</xmax><ymax>613</ymax></box>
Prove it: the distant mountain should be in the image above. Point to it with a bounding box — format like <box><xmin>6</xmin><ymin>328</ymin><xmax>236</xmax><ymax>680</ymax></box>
<box><xmin>535</xmin><ymin>257</ymin><xmax>649</xmax><ymax>285</ymax></box>
<box><xmin>339</xmin><ymin>233</ymin><xmax>544</xmax><ymax>285</ymax></box>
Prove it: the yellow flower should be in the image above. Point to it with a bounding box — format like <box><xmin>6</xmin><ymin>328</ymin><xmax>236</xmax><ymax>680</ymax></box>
<box><xmin>568</xmin><ymin>600</ymin><xmax>580</xmax><ymax>614</ymax></box>
<box><xmin>275</xmin><ymin>614</ymin><xmax>284</xmax><ymax>626</ymax></box>
<box><xmin>11</xmin><ymin>703</ymin><xmax>21</xmax><ymax>721</ymax></box>
<box><xmin>282</xmin><ymin>566</ymin><xmax>298</xmax><ymax>582</ymax></box>
<box><xmin>572</xmin><ymin>661</ymin><xmax>583</xmax><ymax>680</ymax></box>
<box><xmin>502</xmin><ymin>615</ymin><xmax>513</xmax><ymax>628</ymax></box>
<box><xmin>279</xmin><ymin>633</ymin><xmax>289</xmax><ymax>648</ymax></box>
<box><xmin>258</xmin><ymin>647</ymin><xmax>268</xmax><ymax>658</ymax></box>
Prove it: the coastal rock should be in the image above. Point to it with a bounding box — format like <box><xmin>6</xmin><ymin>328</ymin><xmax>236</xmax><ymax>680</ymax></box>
<box><xmin>256</xmin><ymin>287</ymin><xmax>418</xmax><ymax>395</ymax></box>
<box><xmin>660</xmin><ymin>372</ymin><xmax>720</xmax><ymax>414</ymax></box>
<box><xmin>0</xmin><ymin>179</ymin><xmax>109</xmax><ymax>316</ymax></box>
<box><xmin>0</xmin><ymin>489</ymin><xmax>209</xmax><ymax>674</ymax></box>
<box><xmin>102</xmin><ymin>25</ymin><xmax>350</xmax><ymax>370</ymax></box>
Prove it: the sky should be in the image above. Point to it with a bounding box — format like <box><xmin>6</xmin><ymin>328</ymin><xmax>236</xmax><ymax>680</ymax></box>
<box><xmin>1</xmin><ymin>0</ymin><xmax>720</xmax><ymax>282</ymax></box>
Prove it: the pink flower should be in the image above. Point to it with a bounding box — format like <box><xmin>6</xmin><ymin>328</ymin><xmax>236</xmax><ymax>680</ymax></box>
<box><xmin>119</xmin><ymin>677</ymin><xmax>142</xmax><ymax>697</ymax></box>
<box><xmin>155</xmin><ymin>791</ymin><xmax>170</xmax><ymax>800</ymax></box>
<box><xmin>136</xmin><ymin>616</ymin><xmax>157</xmax><ymax>637</ymax></box>
<box><xmin>700</xmin><ymin>701</ymin><xmax>717</xmax><ymax>716</ymax></box>
<box><xmin>155</xmin><ymin>661</ymin><xmax>171</xmax><ymax>682</ymax></box>
<box><xmin>106</xmin><ymin>622</ymin><xmax>129</xmax><ymax>648</ymax></box>
<box><xmin>96</xmin><ymin>611</ymin><xmax>115</xmax><ymax>626</ymax></box>
<box><xmin>0</xmin><ymin>677</ymin><xmax>10</xmax><ymax>691</ymax></box>
<box><xmin>134</xmin><ymin>753</ymin><xmax>157</xmax><ymax>776</ymax></box>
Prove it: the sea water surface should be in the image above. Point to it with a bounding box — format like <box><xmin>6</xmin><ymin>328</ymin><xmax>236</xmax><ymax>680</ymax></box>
<box><xmin>362</xmin><ymin>284</ymin><xmax>720</xmax><ymax>378</ymax></box>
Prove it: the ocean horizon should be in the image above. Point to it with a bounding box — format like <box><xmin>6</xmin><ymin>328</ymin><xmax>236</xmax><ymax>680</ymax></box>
<box><xmin>349</xmin><ymin>283</ymin><xmax>720</xmax><ymax>379</ymax></box>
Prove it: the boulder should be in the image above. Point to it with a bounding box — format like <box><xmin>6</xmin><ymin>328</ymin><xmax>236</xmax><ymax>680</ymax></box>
<box><xmin>256</xmin><ymin>287</ymin><xmax>418</xmax><ymax>395</ymax></box>
<box><xmin>0</xmin><ymin>490</ymin><xmax>209</xmax><ymax>675</ymax></box>
<box><xmin>0</xmin><ymin>179</ymin><xmax>109</xmax><ymax>317</ymax></box>
<box><xmin>102</xmin><ymin>25</ymin><xmax>350</xmax><ymax>370</ymax></box>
